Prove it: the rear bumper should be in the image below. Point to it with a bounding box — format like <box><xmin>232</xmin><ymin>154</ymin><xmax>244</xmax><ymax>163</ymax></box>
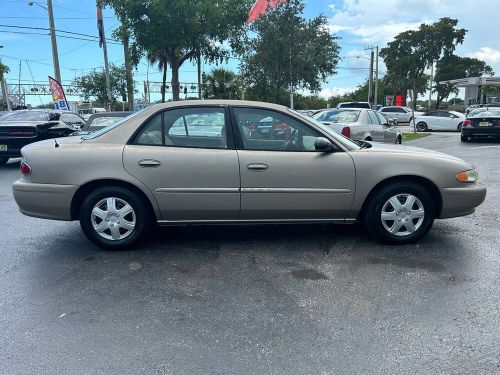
<box><xmin>12</xmin><ymin>180</ymin><xmax>78</xmax><ymax>221</ymax></box>
<box><xmin>462</xmin><ymin>127</ymin><xmax>500</xmax><ymax>137</ymax></box>
<box><xmin>438</xmin><ymin>184</ymin><xmax>487</xmax><ymax>219</ymax></box>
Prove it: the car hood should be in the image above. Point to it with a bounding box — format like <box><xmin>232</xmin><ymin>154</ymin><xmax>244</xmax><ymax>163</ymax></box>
<box><xmin>356</xmin><ymin>141</ymin><xmax>469</xmax><ymax>164</ymax></box>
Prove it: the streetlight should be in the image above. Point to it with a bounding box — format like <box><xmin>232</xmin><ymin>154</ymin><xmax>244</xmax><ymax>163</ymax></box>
<box><xmin>28</xmin><ymin>0</ymin><xmax>61</xmax><ymax>83</ymax></box>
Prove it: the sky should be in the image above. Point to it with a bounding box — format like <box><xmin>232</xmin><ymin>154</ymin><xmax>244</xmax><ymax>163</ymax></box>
<box><xmin>1</xmin><ymin>0</ymin><xmax>500</xmax><ymax>106</ymax></box>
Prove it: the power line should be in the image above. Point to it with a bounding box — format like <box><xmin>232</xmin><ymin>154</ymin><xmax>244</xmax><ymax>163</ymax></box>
<box><xmin>0</xmin><ymin>30</ymin><xmax>122</xmax><ymax>45</ymax></box>
<box><xmin>0</xmin><ymin>24</ymin><xmax>121</xmax><ymax>42</ymax></box>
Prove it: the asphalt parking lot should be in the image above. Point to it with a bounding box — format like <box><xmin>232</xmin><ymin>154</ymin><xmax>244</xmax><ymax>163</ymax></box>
<box><xmin>0</xmin><ymin>133</ymin><xmax>499</xmax><ymax>374</ymax></box>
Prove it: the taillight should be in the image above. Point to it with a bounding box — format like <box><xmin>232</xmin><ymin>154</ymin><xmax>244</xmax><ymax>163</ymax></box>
<box><xmin>20</xmin><ymin>160</ymin><xmax>31</xmax><ymax>175</ymax></box>
<box><xmin>463</xmin><ymin>120</ymin><xmax>472</xmax><ymax>127</ymax></box>
<box><xmin>496</xmin><ymin>120</ymin><xmax>500</xmax><ymax>126</ymax></box>
<box><xmin>341</xmin><ymin>126</ymin><xmax>351</xmax><ymax>138</ymax></box>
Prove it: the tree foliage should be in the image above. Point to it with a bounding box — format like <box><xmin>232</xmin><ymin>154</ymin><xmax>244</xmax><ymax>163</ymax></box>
<box><xmin>433</xmin><ymin>55</ymin><xmax>494</xmax><ymax>108</ymax></box>
<box><xmin>73</xmin><ymin>64</ymin><xmax>129</xmax><ymax>110</ymax></box>
<box><xmin>101</xmin><ymin>0</ymin><xmax>252</xmax><ymax>101</ymax></box>
<box><xmin>202</xmin><ymin>68</ymin><xmax>241</xmax><ymax>100</ymax></box>
<box><xmin>380</xmin><ymin>17</ymin><xmax>467</xmax><ymax>109</ymax></box>
<box><xmin>237</xmin><ymin>0</ymin><xmax>340</xmax><ymax>104</ymax></box>
<box><xmin>0</xmin><ymin>61</ymin><xmax>9</xmax><ymax>80</ymax></box>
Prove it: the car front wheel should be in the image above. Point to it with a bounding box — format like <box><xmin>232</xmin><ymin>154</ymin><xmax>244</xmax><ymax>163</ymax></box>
<box><xmin>416</xmin><ymin>122</ymin><xmax>428</xmax><ymax>132</ymax></box>
<box><xmin>79</xmin><ymin>187</ymin><xmax>151</xmax><ymax>250</ymax></box>
<box><xmin>364</xmin><ymin>182</ymin><xmax>435</xmax><ymax>244</ymax></box>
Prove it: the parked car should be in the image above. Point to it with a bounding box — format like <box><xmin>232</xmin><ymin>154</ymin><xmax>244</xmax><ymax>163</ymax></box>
<box><xmin>73</xmin><ymin>111</ymin><xmax>132</xmax><ymax>136</ymax></box>
<box><xmin>313</xmin><ymin>108</ymin><xmax>402</xmax><ymax>144</ymax></box>
<box><xmin>413</xmin><ymin>110</ymin><xmax>466</xmax><ymax>132</ymax></box>
<box><xmin>12</xmin><ymin>100</ymin><xmax>486</xmax><ymax>249</ymax></box>
<box><xmin>461</xmin><ymin>109</ymin><xmax>500</xmax><ymax>142</ymax></box>
<box><xmin>378</xmin><ymin>106</ymin><xmax>424</xmax><ymax>123</ymax></box>
<box><xmin>337</xmin><ymin>101</ymin><xmax>371</xmax><ymax>109</ymax></box>
<box><xmin>0</xmin><ymin>110</ymin><xmax>85</xmax><ymax>165</ymax></box>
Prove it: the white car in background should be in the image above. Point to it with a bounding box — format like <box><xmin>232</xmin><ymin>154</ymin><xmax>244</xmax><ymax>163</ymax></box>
<box><xmin>413</xmin><ymin>110</ymin><xmax>466</xmax><ymax>132</ymax></box>
<box><xmin>378</xmin><ymin>106</ymin><xmax>424</xmax><ymax>123</ymax></box>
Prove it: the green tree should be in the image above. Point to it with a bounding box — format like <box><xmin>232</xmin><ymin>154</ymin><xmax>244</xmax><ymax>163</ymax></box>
<box><xmin>0</xmin><ymin>61</ymin><xmax>9</xmax><ymax>80</ymax></box>
<box><xmin>147</xmin><ymin>49</ymin><xmax>169</xmax><ymax>103</ymax></box>
<box><xmin>237</xmin><ymin>0</ymin><xmax>340</xmax><ymax>104</ymax></box>
<box><xmin>102</xmin><ymin>0</ymin><xmax>252</xmax><ymax>101</ymax></box>
<box><xmin>73</xmin><ymin>64</ymin><xmax>129</xmax><ymax>110</ymax></box>
<box><xmin>380</xmin><ymin>17</ymin><xmax>467</xmax><ymax>110</ymax></box>
<box><xmin>434</xmin><ymin>54</ymin><xmax>494</xmax><ymax>109</ymax></box>
<box><xmin>202</xmin><ymin>68</ymin><xmax>241</xmax><ymax>99</ymax></box>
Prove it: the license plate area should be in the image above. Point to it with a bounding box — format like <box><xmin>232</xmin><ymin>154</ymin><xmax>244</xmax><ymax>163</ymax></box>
<box><xmin>479</xmin><ymin>121</ymin><xmax>491</xmax><ymax>127</ymax></box>
<box><xmin>0</xmin><ymin>145</ymin><xmax>7</xmax><ymax>151</ymax></box>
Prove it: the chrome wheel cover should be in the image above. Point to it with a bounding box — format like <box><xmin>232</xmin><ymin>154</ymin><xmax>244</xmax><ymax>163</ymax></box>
<box><xmin>91</xmin><ymin>197</ymin><xmax>136</xmax><ymax>241</ymax></box>
<box><xmin>381</xmin><ymin>194</ymin><xmax>425</xmax><ymax>237</ymax></box>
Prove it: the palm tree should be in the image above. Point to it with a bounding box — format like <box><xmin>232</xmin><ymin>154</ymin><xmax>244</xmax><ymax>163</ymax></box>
<box><xmin>147</xmin><ymin>49</ymin><xmax>169</xmax><ymax>103</ymax></box>
<box><xmin>202</xmin><ymin>68</ymin><xmax>241</xmax><ymax>100</ymax></box>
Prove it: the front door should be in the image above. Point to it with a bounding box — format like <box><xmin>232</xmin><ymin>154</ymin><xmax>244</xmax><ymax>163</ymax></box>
<box><xmin>123</xmin><ymin>106</ymin><xmax>240</xmax><ymax>221</ymax></box>
<box><xmin>231</xmin><ymin>107</ymin><xmax>356</xmax><ymax>220</ymax></box>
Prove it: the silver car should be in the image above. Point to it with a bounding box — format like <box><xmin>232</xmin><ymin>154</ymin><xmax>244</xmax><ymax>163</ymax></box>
<box><xmin>313</xmin><ymin>108</ymin><xmax>402</xmax><ymax>144</ymax></box>
<box><xmin>13</xmin><ymin>100</ymin><xmax>486</xmax><ymax>249</ymax></box>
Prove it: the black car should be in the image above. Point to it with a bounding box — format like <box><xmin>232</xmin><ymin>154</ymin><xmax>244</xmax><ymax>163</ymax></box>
<box><xmin>461</xmin><ymin>109</ymin><xmax>500</xmax><ymax>142</ymax></box>
<box><xmin>0</xmin><ymin>110</ymin><xmax>85</xmax><ymax>165</ymax></box>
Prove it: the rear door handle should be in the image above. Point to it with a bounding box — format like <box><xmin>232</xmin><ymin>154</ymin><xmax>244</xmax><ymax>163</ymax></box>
<box><xmin>247</xmin><ymin>163</ymin><xmax>269</xmax><ymax>171</ymax></box>
<box><xmin>138</xmin><ymin>159</ymin><xmax>161</xmax><ymax>168</ymax></box>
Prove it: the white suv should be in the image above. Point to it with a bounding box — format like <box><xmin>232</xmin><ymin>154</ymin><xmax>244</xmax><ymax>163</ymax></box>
<box><xmin>379</xmin><ymin>106</ymin><xmax>422</xmax><ymax>123</ymax></box>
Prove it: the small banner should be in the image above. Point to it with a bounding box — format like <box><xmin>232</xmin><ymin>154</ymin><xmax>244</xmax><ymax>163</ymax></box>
<box><xmin>48</xmin><ymin>76</ymin><xmax>69</xmax><ymax>111</ymax></box>
<box><xmin>247</xmin><ymin>0</ymin><xmax>288</xmax><ymax>23</ymax></box>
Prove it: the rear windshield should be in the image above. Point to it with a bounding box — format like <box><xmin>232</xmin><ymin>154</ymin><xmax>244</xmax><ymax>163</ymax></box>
<box><xmin>338</xmin><ymin>102</ymin><xmax>370</xmax><ymax>109</ymax></box>
<box><xmin>314</xmin><ymin>110</ymin><xmax>360</xmax><ymax>123</ymax></box>
<box><xmin>88</xmin><ymin>116</ymin><xmax>125</xmax><ymax>129</ymax></box>
<box><xmin>472</xmin><ymin>110</ymin><xmax>500</xmax><ymax>117</ymax></box>
<box><xmin>82</xmin><ymin>109</ymin><xmax>148</xmax><ymax>140</ymax></box>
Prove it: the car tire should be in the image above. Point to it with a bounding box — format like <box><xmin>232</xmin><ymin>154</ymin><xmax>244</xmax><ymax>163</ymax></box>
<box><xmin>0</xmin><ymin>157</ymin><xmax>8</xmax><ymax>166</ymax></box>
<box><xmin>79</xmin><ymin>186</ymin><xmax>152</xmax><ymax>250</ymax></box>
<box><xmin>416</xmin><ymin>122</ymin><xmax>428</xmax><ymax>132</ymax></box>
<box><xmin>396</xmin><ymin>135</ymin><xmax>402</xmax><ymax>144</ymax></box>
<box><xmin>457</xmin><ymin>122</ymin><xmax>463</xmax><ymax>132</ymax></box>
<box><xmin>363</xmin><ymin>182</ymin><xmax>435</xmax><ymax>244</ymax></box>
<box><xmin>461</xmin><ymin>134</ymin><xmax>468</xmax><ymax>142</ymax></box>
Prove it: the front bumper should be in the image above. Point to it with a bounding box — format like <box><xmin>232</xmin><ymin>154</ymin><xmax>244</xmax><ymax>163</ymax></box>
<box><xmin>439</xmin><ymin>184</ymin><xmax>487</xmax><ymax>219</ymax></box>
<box><xmin>12</xmin><ymin>180</ymin><xmax>78</xmax><ymax>221</ymax></box>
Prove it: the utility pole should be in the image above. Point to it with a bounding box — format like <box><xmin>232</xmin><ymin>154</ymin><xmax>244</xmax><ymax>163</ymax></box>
<box><xmin>18</xmin><ymin>60</ymin><xmax>22</xmax><ymax>107</ymax></box>
<box><xmin>374</xmin><ymin>46</ymin><xmax>379</xmax><ymax>109</ymax></box>
<box><xmin>368</xmin><ymin>50</ymin><xmax>374</xmax><ymax>107</ymax></box>
<box><xmin>28</xmin><ymin>1</ymin><xmax>61</xmax><ymax>83</ymax></box>
<box><xmin>97</xmin><ymin>6</ymin><xmax>112</xmax><ymax>111</ymax></box>
<box><xmin>123</xmin><ymin>34</ymin><xmax>134</xmax><ymax>111</ymax></box>
<box><xmin>197</xmin><ymin>50</ymin><xmax>202</xmax><ymax>99</ymax></box>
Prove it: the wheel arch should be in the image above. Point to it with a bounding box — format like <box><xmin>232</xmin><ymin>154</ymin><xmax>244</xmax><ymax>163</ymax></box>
<box><xmin>358</xmin><ymin>175</ymin><xmax>442</xmax><ymax>220</ymax></box>
<box><xmin>70</xmin><ymin>179</ymin><xmax>158</xmax><ymax>221</ymax></box>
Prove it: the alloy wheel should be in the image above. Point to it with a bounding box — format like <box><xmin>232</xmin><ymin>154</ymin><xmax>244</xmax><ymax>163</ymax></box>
<box><xmin>380</xmin><ymin>194</ymin><xmax>425</xmax><ymax>237</ymax></box>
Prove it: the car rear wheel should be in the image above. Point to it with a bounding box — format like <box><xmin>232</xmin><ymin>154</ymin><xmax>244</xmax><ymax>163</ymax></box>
<box><xmin>0</xmin><ymin>157</ymin><xmax>8</xmax><ymax>166</ymax></box>
<box><xmin>396</xmin><ymin>135</ymin><xmax>402</xmax><ymax>144</ymax></box>
<box><xmin>461</xmin><ymin>134</ymin><xmax>469</xmax><ymax>142</ymax></box>
<box><xmin>457</xmin><ymin>122</ymin><xmax>463</xmax><ymax>131</ymax></box>
<box><xmin>79</xmin><ymin>187</ymin><xmax>151</xmax><ymax>250</ymax></box>
<box><xmin>416</xmin><ymin>122</ymin><xmax>428</xmax><ymax>132</ymax></box>
<box><xmin>364</xmin><ymin>182</ymin><xmax>435</xmax><ymax>244</ymax></box>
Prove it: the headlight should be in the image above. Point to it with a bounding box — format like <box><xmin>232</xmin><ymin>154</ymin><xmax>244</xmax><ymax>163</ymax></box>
<box><xmin>456</xmin><ymin>169</ymin><xmax>478</xmax><ymax>183</ymax></box>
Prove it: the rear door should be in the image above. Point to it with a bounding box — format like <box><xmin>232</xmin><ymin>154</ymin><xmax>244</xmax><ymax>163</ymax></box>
<box><xmin>123</xmin><ymin>106</ymin><xmax>241</xmax><ymax>221</ymax></box>
<box><xmin>231</xmin><ymin>107</ymin><xmax>356</xmax><ymax>220</ymax></box>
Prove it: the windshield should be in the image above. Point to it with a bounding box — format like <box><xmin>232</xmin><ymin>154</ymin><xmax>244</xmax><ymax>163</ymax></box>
<box><xmin>290</xmin><ymin>110</ymin><xmax>361</xmax><ymax>150</ymax></box>
<box><xmin>0</xmin><ymin>111</ymin><xmax>48</xmax><ymax>122</ymax></box>
<box><xmin>82</xmin><ymin>109</ymin><xmax>148</xmax><ymax>140</ymax></box>
<box><xmin>314</xmin><ymin>109</ymin><xmax>360</xmax><ymax>123</ymax></box>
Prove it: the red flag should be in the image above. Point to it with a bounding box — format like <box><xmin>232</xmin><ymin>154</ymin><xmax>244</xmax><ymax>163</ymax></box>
<box><xmin>247</xmin><ymin>0</ymin><xmax>288</xmax><ymax>23</ymax></box>
<box><xmin>97</xmin><ymin>6</ymin><xmax>105</xmax><ymax>48</ymax></box>
<box><xmin>48</xmin><ymin>76</ymin><xmax>69</xmax><ymax>111</ymax></box>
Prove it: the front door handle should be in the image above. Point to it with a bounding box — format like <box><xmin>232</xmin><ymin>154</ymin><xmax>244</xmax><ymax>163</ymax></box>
<box><xmin>247</xmin><ymin>163</ymin><xmax>269</xmax><ymax>171</ymax></box>
<box><xmin>138</xmin><ymin>159</ymin><xmax>161</xmax><ymax>168</ymax></box>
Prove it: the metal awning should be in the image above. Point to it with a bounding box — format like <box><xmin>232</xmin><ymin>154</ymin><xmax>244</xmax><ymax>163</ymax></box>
<box><xmin>439</xmin><ymin>76</ymin><xmax>500</xmax><ymax>87</ymax></box>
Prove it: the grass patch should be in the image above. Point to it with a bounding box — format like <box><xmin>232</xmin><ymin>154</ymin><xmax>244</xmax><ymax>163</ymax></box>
<box><xmin>402</xmin><ymin>132</ymin><xmax>430</xmax><ymax>142</ymax></box>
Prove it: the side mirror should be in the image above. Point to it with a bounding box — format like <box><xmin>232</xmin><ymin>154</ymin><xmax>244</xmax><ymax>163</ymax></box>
<box><xmin>314</xmin><ymin>137</ymin><xmax>335</xmax><ymax>152</ymax></box>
